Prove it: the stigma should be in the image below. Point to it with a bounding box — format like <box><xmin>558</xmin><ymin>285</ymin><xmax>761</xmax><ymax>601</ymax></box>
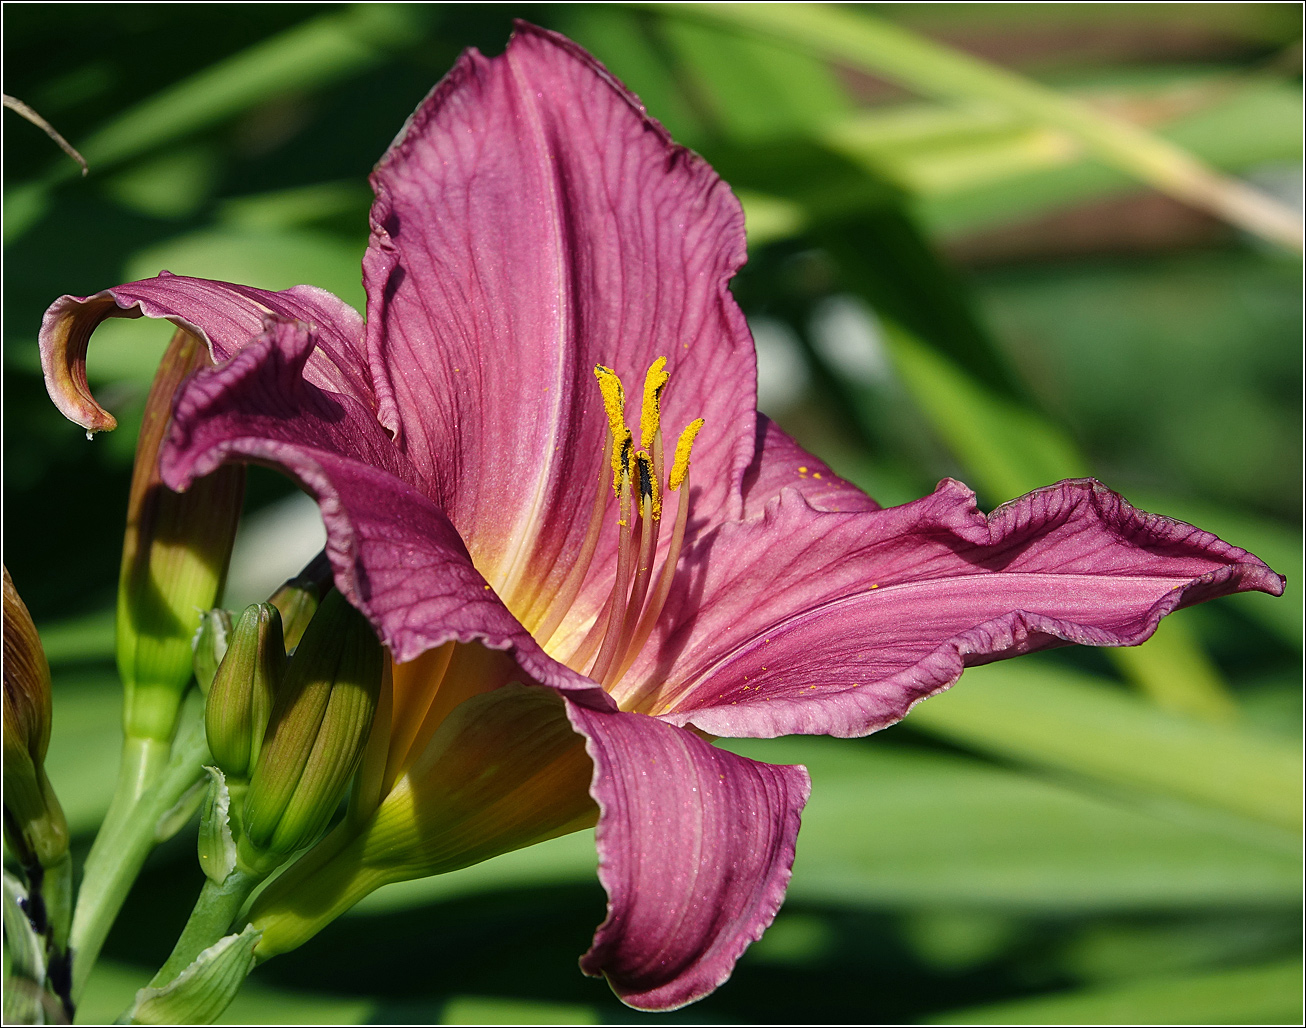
<box><xmin>533</xmin><ymin>358</ymin><xmax>703</xmax><ymax>705</ymax></box>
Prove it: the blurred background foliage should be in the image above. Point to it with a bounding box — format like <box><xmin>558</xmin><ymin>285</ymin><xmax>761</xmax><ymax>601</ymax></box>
<box><xmin>3</xmin><ymin>3</ymin><xmax>1301</xmax><ymax>1024</ymax></box>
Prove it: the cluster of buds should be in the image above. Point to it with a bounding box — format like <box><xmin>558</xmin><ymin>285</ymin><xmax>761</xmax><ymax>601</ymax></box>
<box><xmin>198</xmin><ymin>586</ymin><xmax>384</xmax><ymax>882</ymax></box>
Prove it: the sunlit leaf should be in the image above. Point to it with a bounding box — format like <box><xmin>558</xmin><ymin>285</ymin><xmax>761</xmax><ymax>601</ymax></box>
<box><xmin>930</xmin><ymin>958</ymin><xmax>1302</xmax><ymax>1025</ymax></box>
<box><xmin>903</xmin><ymin>659</ymin><xmax>1302</xmax><ymax>833</ymax></box>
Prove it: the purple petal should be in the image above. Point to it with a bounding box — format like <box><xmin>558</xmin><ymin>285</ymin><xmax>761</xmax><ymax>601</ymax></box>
<box><xmin>40</xmin><ymin>273</ymin><xmax>368</xmax><ymax>433</ymax></box>
<box><xmin>741</xmin><ymin>414</ymin><xmax>881</xmax><ymax>515</ymax></box>
<box><xmin>617</xmin><ymin>478</ymin><xmax>1285</xmax><ymax>738</ymax></box>
<box><xmin>362</xmin><ymin>22</ymin><xmax>757</xmax><ymax>615</ymax></box>
<box><xmin>566</xmin><ymin>701</ymin><xmax>810</xmax><ymax>1010</ymax></box>
<box><xmin>160</xmin><ymin>318</ymin><xmax>610</xmax><ymax>709</ymax></box>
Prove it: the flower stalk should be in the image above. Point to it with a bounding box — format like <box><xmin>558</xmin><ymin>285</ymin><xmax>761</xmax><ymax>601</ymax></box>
<box><xmin>67</xmin><ymin>699</ymin><xmax>210</xmax><ymax>1002</ymax></box>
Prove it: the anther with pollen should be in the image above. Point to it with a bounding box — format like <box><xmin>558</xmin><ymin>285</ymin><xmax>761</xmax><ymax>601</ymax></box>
<box><xmin>537</xmin><ymin>358</ymin><xmax>703</xmax><ymax>693</ymax></box>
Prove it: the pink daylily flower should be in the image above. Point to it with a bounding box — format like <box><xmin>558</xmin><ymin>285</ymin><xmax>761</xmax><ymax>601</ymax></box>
<box><xmin>41</xmin><ymin>24</ymin><xmax>1283</xmax><ymax>1011</ymax></box>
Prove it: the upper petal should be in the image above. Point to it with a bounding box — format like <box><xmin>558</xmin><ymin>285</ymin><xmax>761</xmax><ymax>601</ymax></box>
<box><xmin>362</xmin><ymin>22</ymin><xmax>757</xmax><ymax>615</ymax></box>
<box><xmin>40</xmin><ymin>273</ymin><xmax>368</xmax><ymax>433</ymax></box>
<box><xmin>618</xmin><ymin>478</ymin><xmax>1285</xmax><ymax>737</ymax></box>
<box><xmin>566</xmin><ymin>701</ymin><xmax>810</xmax><ymax>1010</ymax></box>
<box><xmin>160</xmin><ymin>318</ymin><xmax>609</xmax><ymax>709</ymax></box>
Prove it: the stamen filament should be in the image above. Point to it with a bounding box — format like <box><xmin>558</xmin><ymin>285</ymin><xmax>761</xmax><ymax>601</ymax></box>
<box><xmin>609</xmin><ymin>481</ymin><xmax>659</xmax><ymax>686</ymax></box>
<box><xmin>587</xmin><ymin>471</ymin><xmax>636</xmax><ymax>684</ymax></box>
<box><xmin>534</xmin><ymin>429</ymin><xmax>613</xmax><ymax>647</ymax></box>
<box><xmin>612</xmin><ymin>465</ymin><xmax>692</xmax><ymax>693</ymax></box>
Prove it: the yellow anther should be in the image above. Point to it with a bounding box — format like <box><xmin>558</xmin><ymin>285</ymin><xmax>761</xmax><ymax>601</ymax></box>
<box><xmin>595</xmin><ymin>365</ymin><xmax>633</xmax><ymax>494</ymax></box>
<box><xmin>613</xmin><ymin>430</ymin><xmax>633</xmax><ymax>494</ymax></box>
<box><xmin>594</xmin><ymin>364</ymin><xmax>627</xmax><ymax>436</ymax></box>
<box><xmin>634</xmin><ymin>449</ymin><xmax>660</xmax><ymax>520</ymax></box>
<box><xmin>669</xmin><ymin>418</ymin><xmax>704</xmax><ymax>492</ymax></box>
<box><xmin>640</xmin><ymin>356</ymin><xmax>669</xmax><ymax>450</ymax></box>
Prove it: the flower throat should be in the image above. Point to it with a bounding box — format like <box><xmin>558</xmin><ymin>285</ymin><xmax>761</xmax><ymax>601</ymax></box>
<box><xmin>533</xmin><ymin>357</ymin><xmax>702</xmax><ymax>699</ymax></box>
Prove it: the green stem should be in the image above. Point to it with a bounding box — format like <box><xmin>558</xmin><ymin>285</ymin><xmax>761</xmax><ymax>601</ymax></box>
<box><xmin>40</xmin><ymin>849</ymin><xmax>75</xmax><ymax>1017</ymax></box>
<box><xmin>68</xmin><ymin>712</ymin><xmax>209</xmax><ymax>1002</ymax></box>
<box><xmin>148</xmin><ymin>868</ymin><xmax>261</xmax><ymax>988</ymax></box>
<box><xmin>39</xmin><ymin>852</ymin><xmax>73</xmax><ymax>956</ymax></box>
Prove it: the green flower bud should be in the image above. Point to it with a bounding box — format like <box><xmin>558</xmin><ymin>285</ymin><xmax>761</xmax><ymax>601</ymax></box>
<box><xmin>240</xmin><ymin>592</ymin><xmax>382</xmax><ymax>875</ymax></box>
<box><xmin>267</xmin><ymin>551</ymin><xmax>332</xmax><ymax>654</ymax></box>
<box><xmin>118</xmin><ymin>328</ymin><xmax>244</xmax><ymax>743</ymax></box>
<box><xmin>205</xmin><ymin>604</ymin><xmax>285</xmax><ymax>780</ymax></box>
<box><xmin>192</xmin><ymin>608</ymin><xmax>234</xmax><ymax>696</ymax></box>
<box><xmin>3</xmin><ymin>566</ymin><xmax>68</xmax><ymax>870</ymax></box>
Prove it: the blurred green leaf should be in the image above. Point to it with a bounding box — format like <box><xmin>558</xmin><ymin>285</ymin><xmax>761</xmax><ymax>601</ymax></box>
<box><xmin>881</xmin><ymin>320</ymin><xmax>1088</xmax><ymax>500</ymax></box>
<box><xmin>930</xmin><ymin>958</ymin><xmax>1302</xmax><ymax>1025</ymax></box>
<box><xmin>124</xmin><ymin>226</ymin><xmax>366</xmax><ymax>312</ymax></box>
<box><xmin>753</xmin><ymin>738</ymin><xmax>1298</xmax><ymax>910</ymax></box>
<box><xmin>355</xmin><ymin>737</ymin><xmax>1298</xmax><ymax>916</ymax></box>
<box><xmin>658</xmin><ymin>15</ymin><xmax>852</xmax><ymax>140</ymax></box>
<box><xmin>738</xmin><ymin>191</ymin><xmax>808</xmax><ymax>248</ymax></box>
<box><xmin>834</xmin><ymin>76</ymin><xmax>1302</xmax><ymax>235</ymax></box>
<box><xmin>440</xmin><ymin>996</ymin><xmax>599</xmax><ymax>1025</ymax></box>
<box><xmin>44</xmin><ymin>667</ymin><xmax>121</xmax><ymax>835</ymax></box>
<box><xmin>903</xmin><ymin>660</ymin><xmax>1302</xmax><ymax>833</ymax></box>
<box><xmin>660</xmin><ymin>3</ymin><xmax>1301</xmax><ymax>248</ymax></box>
<box><xmin>61</xmin><ymin>4</ymin><xmax>420</xmax><ymax>178</ymax></box>
<box><xmin>80</xmin><ymin>959</ymin><xmax>375</xmax><ymax>1026</ymax></box>
<box><xmin>38</xmin><ymin>608</ymin><xmax>116</xmax><ymax>664</ymax></box>
<box><xmin>218</xmin><ymin>182</ymin><xmax>372</xmax><ymax>232</ymax></box>
<box><xmin>104</xmin><ymin>145</ymin><xmax>219</xmax><ymax>220</ymax></box>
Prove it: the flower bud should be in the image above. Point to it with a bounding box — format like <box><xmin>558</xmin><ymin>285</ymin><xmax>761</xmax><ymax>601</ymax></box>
<box><xmin>239</xmin><ymin>592</ymin><xmax>382</xmax><ymax>874</ymax></box>
<box><xmin>192</xmin><ymin>608</ymin><xmax>234</xmax><ymax>696</ymax></box>
<box><xmin>118</xmin><ymin>328</ymin><xmax>244</xmax><ymax>743</ymax></box>
<box><xmin>267</xmin><ymin>551</ymin><xmax>332</xmax><ymax>654</ymax></box>
<box><xmin>206</xmin><ymin>603</ymin><xmax>285</xmax><ymax>780</ymax></box>
<box><xmin>3</xmin><ymin>567</ymin><xmax>68</xmax><ymax>870</ymax></box>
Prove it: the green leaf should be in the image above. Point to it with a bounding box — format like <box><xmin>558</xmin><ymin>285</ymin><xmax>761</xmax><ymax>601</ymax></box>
<box><xmin>656</xmin><ymin>3</ymin><xmax>1301</xmax><ymax>249</ymax></box>
<box><xmin>65</xmin><ymin>5</ymin><xmax>422</xmax><ymax>178</ymax></box>
<box><xmin>124</xmin><ymin>925</ymin><xmax>261</xmax><ymax>1025</ymax></box>
<box><xmin>440</xmin><ymin>996</ymin><xmax>600</xmax><ymax>1025</ymax></box>
<box><xmin>902</xmin><ymin>660</ymin><xmax>1302</xmax><ymax>833</ymax></box>
<box><xmin>2</xmin><ymin>870</ymin><xmax>46</xmax><ymax>997</ymax></box>
<box><xmin>929</xmin><ymin>958</ymin><xmax>1302</xmax><ymax>1025</ymax></box>
<box><xmin>659</xmin><ymin>15</ymin><xmax>852</xmax><ymax>140</ymax></box>
<box><xmin>731</xmin><ymin>738</ymin><xmax>1299</xmax><ymax>910</ymax></box>
<box><xmin>353</xmin><ymin>736</ymin><xmax>1298</xmax><ymax>917</ymax></box>
<box><xmin>81</xmin><ymin>959</ymin><xmax>374</xmax><ymax>1026</ymax></box>
<box><xmin>37</xmin><ymin>609</ymin><xmax>116</xmax><ymax>665</ymax></box>
<box><xmin>44</xmin><ymin>669</ymin><xmax>123</xmax><ymax>836</ymax></box>
<box><xmin>881</xmin><ymin>320</ymin><xmax>1088</xmax><ymax>501</ymax></box>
